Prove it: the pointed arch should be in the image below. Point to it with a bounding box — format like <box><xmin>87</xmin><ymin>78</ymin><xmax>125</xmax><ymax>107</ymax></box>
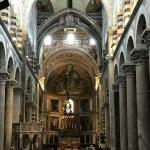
<box><xmin>7</xmin><ymin>57</ymin><xmax>14</xmax><ymax>79</ymax></box>
<box><xmin>0</xmin><ymin>42</ymin><xmax>6</xmax><ymax>71</ymax></box>
<box><xmin>37</xmin><ymin>9</ymin><xmax>102</xmax><ymax>63</ymax></box>
<box><xmin>15</xmin><ymin>68</ymin><xmax>21</xmax><ymax>85</ymax></box>
<box><xmin>136</xmin><ymin>14</ymin><xmax>147</xmax><ymax>47</ymax></box>
<box><xmin>13</xmin><ymin>68</ymin><xmax>21</xmax><ymax>123</ymax></box>
<box><xmin>119</xmin><ymin>52</ymin><xmax>125</xmax><ymax>73</ymax></box>
<box><xmin>126</xmin><ymin>36</ymin><xmax>134</xmax><ymax>61</ymax></box>
<box><xmin>27</xmin><ymin>77</ymin><xmax>32</xmax><ymax>94</ymax></box>
<box><xmin>114</xmin><ymin>64</ymin><xmax>118</xmax><ymax>80</ymax></box>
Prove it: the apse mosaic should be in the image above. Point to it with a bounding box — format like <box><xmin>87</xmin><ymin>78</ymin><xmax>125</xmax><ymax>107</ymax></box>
<box><xmin>46</xmin><ymin>65</ymin><xmax>93</xmax><ymax>95</ymax></box>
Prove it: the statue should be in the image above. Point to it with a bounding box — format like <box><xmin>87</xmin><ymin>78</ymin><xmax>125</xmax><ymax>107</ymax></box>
<box><xmin>65</xmin><ymin>14</ymin><xmax>75</xmax><ymax>26</ymax></box>
<box><xmin>59</xmin><ymin>17</ymin><xmax>65</xmax><ymax>25</ymax></box>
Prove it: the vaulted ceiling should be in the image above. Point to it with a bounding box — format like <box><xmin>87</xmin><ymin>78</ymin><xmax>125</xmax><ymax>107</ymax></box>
<box><xmin>36</xmin><ymin>0</ymin><xmax>103</xmax><ymax>94</ymax></box>
<box><xmin>9</xmin><ymin>0</ymin><xmax>138</xmax><ymax>30</ymax></box>
<box><xmin>14</xmin><ymin>0</ymin><xmax>112</xmax><ymax>28</ymax></box>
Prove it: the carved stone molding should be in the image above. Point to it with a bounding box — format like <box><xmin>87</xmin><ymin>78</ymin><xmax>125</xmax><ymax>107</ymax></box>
<box><xmin>141</xmin><ymin>28</ymin><xmax>150</xmax><ymax>49</ymax></box>
<box><xmin>122</xmin><ymin>63</ymin><xmax>135</xmax><ymax>77</ymax></box>
<box><xmin>7</xmin><ymin>80</ymin><xmax>17</xmax><ymax>89</ymax></box>
<box><xmin>14</xmin><ymin>86</ymin><xmax>21</xmax><ymax>90</ymax></box>
<box><xmin>112</xmin><ymin>83</ymin><xmax>119</xmax><ymax>92</ymax></box>
<box><xmin>0</xmin><ymin>71</ymin><xmax>9</xmax><ymax>85</ymax></box>
<box><xmin>14</xmin><ymin>83</ymin><xmax>22</xmax><ymax>91</ymax></box>
<box><xmin>116</xmin><ymin>75</ymin><xmax>126</xmax><ymax>87</ymax></box>
<box><xmin>59</xmin><ymin>14</ymin><xmax>81</xmax><ymax>27</ymax></box>
<box><xmin>130</xmin><ymin>48</ymin><xmax>149</xmax><ymax>64</ymax></box>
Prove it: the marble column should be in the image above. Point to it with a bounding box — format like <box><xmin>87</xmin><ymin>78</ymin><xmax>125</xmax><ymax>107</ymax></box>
<box><xmin>25</xmin><ymin>102</ymin><xmax>33</xmax><ymax>122</ymax></box>
<box><xmin>5</xmin><ymin>80</ymin><xmax>17</xmax><ymax>149</ymax></box>
<box><xmin>141</xmin><ymin>28</ymin><xmax>150</xmax><ymax>84</ymax></box>
<box><xmin>131</xmin><ymin>48</ymin><xmax>150</xmax><ymax>150</ymax></box>
<box><xmin>112</xmin><ymin>83</ymin><xmax>120</xmax><ymax>150</ymax></box>
<box><xmin>36</xmin><ymin>83</ymin><xmax>40</xmax><ymax>123</ymax></box>
<box><xmin>13</xmin><ymin>86</ymin><xmax>21</xmax><ymax>123</ymax></box>
<box><xmin>104</xmin><ymin>101</ymin><xmax>110</xmax><ymax>147</ymax></box>
<box><xmin>117</xmin><ymin>75</ymin><xmax>127</xmax><ymax>150</ymax></box>
<box><xmin>0</xmin><ymin>72</ymin><xmax>8</xmax><ymax>150</ymax></box>
<box><xmin>122</xmin><ymin>63</ymin><xmax>138</xmax><ymax>150</ymax></box>
<box><xmin>108</xmin><ymin>57</ymin><xmax>116</xmax><ymax>150</ymax></box>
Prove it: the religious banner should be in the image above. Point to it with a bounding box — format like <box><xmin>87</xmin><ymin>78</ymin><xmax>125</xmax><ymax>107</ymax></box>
<box><xmin>0</xmin><ymin>0</ymin><xmax>10</xmax><ymax>10</ymax></box>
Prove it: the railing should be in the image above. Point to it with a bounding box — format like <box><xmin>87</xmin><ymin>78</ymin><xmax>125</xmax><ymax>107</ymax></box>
<box><xmin>43</xmin><ymin>39</ymin><xmax>91</xmax><ymax>51</ymax></box>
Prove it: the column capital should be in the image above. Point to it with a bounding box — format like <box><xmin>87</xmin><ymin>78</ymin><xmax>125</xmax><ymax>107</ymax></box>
<box><xmin>130</xmin><ymin>48</ymin><xmax>149</xmax><ymax>64</ymax></box>
<box><xmin>122</xmin><ymin>63</ymin><xmax>135</xmax><ymax>77</ymax></box>
<box><xmin>14</xmin><ymin>86</ymin><xmax>21</xmax><ymax>90</ymax></box>
<box><xmin>112</xmin><ymin>83</ymin><xmax>119</xmax><ymax>92</ymax></box>
<box><xmin>0</xmin><ymin>71</ymin><xmax>9</xmax><ymax>84</ymax></box>
<box><xmin>116</xmin><ymin>75</ymin><xmax>126</xmax><ymax>87</ymax></box>
<box><xmin>14</xmin><ymin>83</ymin><xmax>21</xmax><ymax>90</ymax></box>
<box><xmin>141</xmin><ymin>28</ymin><xmax>150</xmax><ymax>49</ymax></box>
<box><xmin>7</xmin><ymin>80</ymin><xmax>17</xmax><ymax>89</ymax></box>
